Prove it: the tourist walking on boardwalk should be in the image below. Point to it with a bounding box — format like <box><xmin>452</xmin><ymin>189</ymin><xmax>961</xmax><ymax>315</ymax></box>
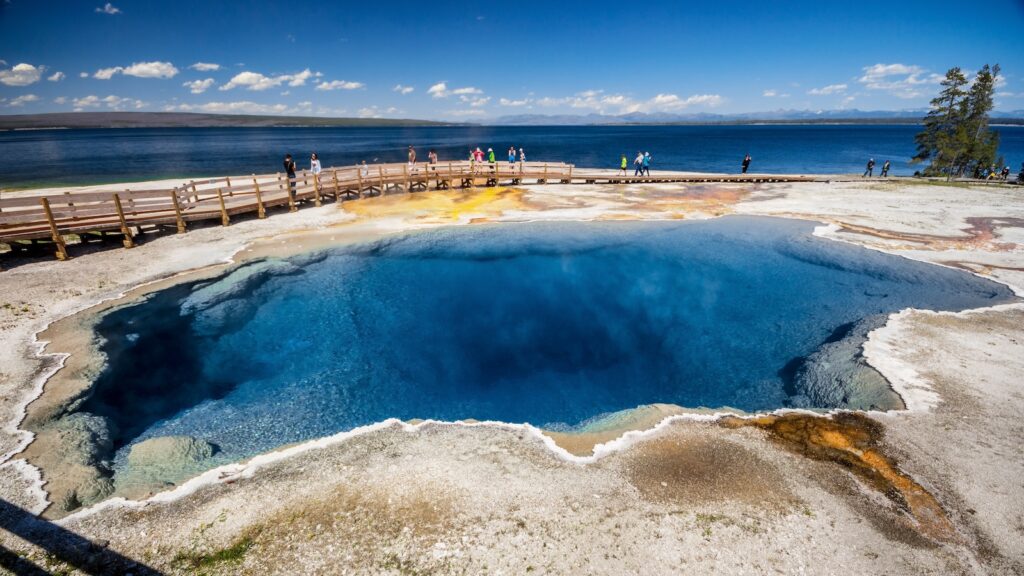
<box><xmin>428</xmin><ymin>149</ymin><xmax>438</xmax><ymax>164</ymax></box>
<box><xmin>283</xmin><ymin>153</ymin><xmax>297</xmax><ymax>195</ymax></box>
<box><xmin>408</xmin><ymin>146</ymin><xmax>417</xmax><ymax>165</ymax></box>
<box><xmin>633</xmin><ymin>152</ymin><xmax>644</xmax><ymax>176</ymax></box>
<box><xmin>310</xmin><ymin>152</ymin><xmax>322</xmax><ymax>191</ymax></box>
<box><xmin>508</xmin><ymin>147</ymin><xmax>516</xmax><ymax>165</ymax></box>
<box><xmin>642</xmin><ymin>152</ymin><xmax>651</xmax><ymax>176</ymax></box>
<box><xmin>474</xmin><ymin>147</ymin><xmax>485</xmax><ymax>162</ymax></box>
<box><xmin>741</xmin><ymin>153</ymin><xmax>751</xmax><ymax>174</ymax></box>
<box><xmin>620</xmin><ymin>154</ymin><xmax>628</xmax><ymax>176</ymax></box>
<box><xmin>487</xmin><ymin>148</ymin><xmax>496</xmax><ymax>163</ymax></box>
<box><xmin>880</xmin><ymin>160</ymin><xmax>891</xmax><ymax>178</ymax></box>
<box><xmin>519</xmin><ymin>148</ymin><xmax>525</xmax><ymax>162</ymax></box>
<box><xmin>360</xmin><ymin>160</ymin><xmax>369</xmax><ymax>178</ymax></box>
<box><xmin>863</xmin><ymin>158</ymin><xmax>875</xmax><ymax>177</ymax></box>
<box><xmin>1000</xmin><ymin>165</ymin><xmax>1010</xmax><ymax>180</ymax></box>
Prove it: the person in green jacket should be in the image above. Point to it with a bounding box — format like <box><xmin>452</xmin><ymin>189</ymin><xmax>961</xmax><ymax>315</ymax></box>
<box><xmin>619</xmin><ymin>154</ymin><xmax>628</xmax><ymax>176</ymax></box>
<box><xmin>487</xmin><ymin>148</ymin><xmax>495</xmax><ymax>163</ymax></box>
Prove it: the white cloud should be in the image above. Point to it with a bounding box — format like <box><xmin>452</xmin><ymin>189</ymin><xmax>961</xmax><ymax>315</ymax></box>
<box><xmin>189</xmin><ymin>62</ymin><xmax>221</xmax><ymax>72</ymax></box>
<box><xmin>167</xmin><ymin>101</ymin><xmax>292</xmax><ymax>114</ymax></box>
<box><xmin>72</xmin><ymin>94</ymin><xmax>146</xmax><ymax>111</ymax></box>
<box><xmin>393</xmin><ymin>84</ymin><xmax>414</xmax><ymax>94</ymax></box>
<box><xmin>459</xmin><ymin>94</ymin><xmax>490</xmax><ymax>107</ymax></box>
<box><xmin>94</xmin><ymin>67</ymin><xmax>121</xmax><ymax>80</ymax></box>
<box><xmin>220</xmin><ymin>69</ymin><xmax>320</xmax><ymax>91</ymax></box>
<box><xmin>5</xmin><ymin>94</ymin><xmax>39</xmax><ymax>107</ymax></box>
<box><xmin>534</xmin><ymin>90</ymin><xmax>722</xmax><ymax>114</ymax></box>
<box><xmin>763</xmin><ymin>89</ymin><xmax>790</xmax><ymax>98</ymax></box>
<box><xmin>54</xmin><ymin>96</ymin><xmax>68</xmax><ymax>104</ymax></box>
<box><xmin>427</xmin><ymin>82</ymin><xmax>483</xmax><ymax>99</ymax></box>
<box><xmin>0</xmin><ymin>63</ymin><xmax>44</xmax><ymax>86</ymax></box>
<box><xmin>499</xmin><ymin>97</ymin><xmax>531</xmax><ymax>107</ymax></box>
<box><xmin>47</xmin><ymin>71</ymin><xmax>65</xmax><ymax>82</ymax></box>
<box><xmin>858</xmin><ymin>63</ymin><xmax>942</xmax><ymax>99</ymax></box>
<box><xmin>427</xmin><ymin>82</ymin><xmax>448</xmax><ymax>97</ymax></box>
<box><xmin>808</xmin><ymin>83</ymin><xmax>847</xmax><ymax>95</ymax></box>
<box><xmin>94</xmin><ymin>61</ymin><xmax>179</xmax><ymax>80</ymax></box>
<box><xmin>183</xmin><ymin>78</ymin><xmax>215</xmax><ymax>94</ymax></box>
<box><xmin>840</xmin><ymin>95</ymin><xmax>856</xmax><ymax>108</ymax></box>
<box><xmin>79</xmin><ymin>72</ymin><xmax>89</xmax><ymax>78</ymax></box>
<box><xmin>316</xmin><ymin>79</ymin><xmax>364</xmax><ymax>91</ymax></box>
<box><xmin>122</xmin><ymin>61</ymin><xmax>179</xmax><ymax>78</ymax></box>
<box><xmin>357</xmin><ymin>105</ymin><xmax>399</xmax><ymax>118</ymax></box>
<box><xmin>444</xmin><ymin>109</ymin><xmax>487</xmax><ymax>117</ymax></box>
<box><xmin>95</xmin><ymin>3</ymin><xmax>120</xmax><ymax>14</ymax></box>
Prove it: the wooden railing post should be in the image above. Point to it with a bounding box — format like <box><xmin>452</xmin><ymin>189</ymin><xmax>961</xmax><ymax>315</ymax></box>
<box><xmin>40</xmin><ymin>198</ymin><xmax>68</xmax><ymax>260</ymax></box>
<box><xmin>190</xmin><ymin>180</ymin><xmax>199</xmax><ymax>203</ymax></box>
<box><xmin>169</xmin><ymin>189</ymin><xmax>186</xmax><ymax>233</ymax></box>
<box><xmin>225</xmin><ymin>176</ymin><xmax>233</xmax><ymax>196</ymax></box>
<box><xmin>356</xmin><ymin>168</ymin><xmax>364</xmax><ymax>198</ymax></box>
<box><xmin>331</xmin><ymin>169</ymin><xmax>340</xmax><ymax>201</ymax></box>
<box><xmin>313</xmin><ymin>173</ymin><xmax>322</xmax><ymax>207</ymax></box>
<box><xmin>543</xmin><ymin>163</ymin><xmax>548</xmax><ymax>184</ymax></box>
<box><xmin>216</xmin><ymin>188</ymin><xmax>230</xmax><ymax>226</ymax></box>
<box><xmin>403</xmin><ymin>163</ymin><xmax>410</xmax><ymax>193</ymax></box>
<box><xmin>283</xmin><ymin>173</ymin><xmax>297</xmax><ymax>212</ymax></box>
<box><xmin>253</xmin><ymin>176</ymin><xmax>266</xmax><ymax>219</ymax></box>
<box><xmin>112</xmin><ymin>193</ymin><xmax>135</xmax><ymax>248</ymax></box>
<box><xmin>378</xmin><ymin>166</ymin><xmax>385</xmax><ymax>195</ymax></box>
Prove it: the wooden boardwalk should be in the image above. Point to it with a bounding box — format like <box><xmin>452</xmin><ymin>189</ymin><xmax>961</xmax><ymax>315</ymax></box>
<box><xmin>0</xmin><ymin>161</ymin><xmax>823</xmax><ymax>262</ymax></box>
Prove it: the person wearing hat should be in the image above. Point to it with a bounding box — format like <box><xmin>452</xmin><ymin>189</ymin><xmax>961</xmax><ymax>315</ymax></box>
<box><xmin>487</xmin><ymin>148</ymin><xmax>495</xmax><ymax>163</ymax></box>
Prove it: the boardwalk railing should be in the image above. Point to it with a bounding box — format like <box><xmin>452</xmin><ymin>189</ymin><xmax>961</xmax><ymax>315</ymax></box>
<box><xmin>0</xmin><ymin>160</ymin><xmax>818</xmax><ymax>261</ymax></box>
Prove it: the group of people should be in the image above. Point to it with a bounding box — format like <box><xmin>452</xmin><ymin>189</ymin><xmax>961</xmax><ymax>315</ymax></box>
<box><xmin>862</xmin><ymin>158</ymin><xmax>892</xmax><ymax>178</ymax></box>
<box><xmin>980</xmin><ymin>163</ymin><xmax>1017</xmax><ymax>181</ymax></box>
<box><xmin>464</xmin><ymin>146</ymin><xmax>527</xmax><ymax>165</ymax></box>
<box><xmin>619</xmin><ymin>152</ymin><xmax>653</xmax><ymax>176</ymax></box>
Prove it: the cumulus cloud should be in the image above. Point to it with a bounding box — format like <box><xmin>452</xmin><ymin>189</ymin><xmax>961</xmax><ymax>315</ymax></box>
<box><xmin>95</xmin><ymin>3</ymin><xmax>120</xmax><ymax>14</ymax></box>
<box><xmin>808</xmin><ymin>83</ymin><xmax>847</xmax><ymax>95</ymax></box>
<box><xmin>94</xmin><ymin>61</ymin><xmax>179</xmax><ymax>79</ymax></box>
<box><xmin>0</xmin><ymin>63</ymin><xmax>44</xmax><ymax>86</ymax></box>
<box><xmin>858</xmin><ymin>63</ymin><xmax>942</xmax><ymax>99</ymax></box>
<box><xmin>167</xmin><ymin>101</ymin><xmax>293</xmax><ymax>114</ymax></box>
<box><xmin>358</xmin><ymin>105</ymin><xmax>399</xmax><ymax>118</ymax></box>
<box><xmin>72</xmin><ymin>94</ymin><xmax>147</xmax><ymax>111</ymax></box>
<box><xmin>499</xmin><ymin>97</ymin><xmax>531</xmax><ymax>107</ymax></box>
<box><xmin>220</xmin><ymin>69</ymin><xmax>320</xmax><ymax>91</ymax></box>
<box><xmin>48</xmin><ymin>71</ymin><xmax>65</xmax><ymax>82</ymax></box>
<box><xmin>536</xmin><ymin>90</ymin><xmax>721</xmax><ymax>114</ymax></box>
<box><xmin>4</xmin><ymin>94</ymin><xmax>40</xmax><ymax>107</ymax></box>
<box><xmin>183</xmin><ymin>78</ymin><xmax>215</xmax><ymax>94</ymax></box>
<box><xmin>54</xmin><ymin>96</ymin><xmax>68</xmax><ymax>104</ymax></box>
<box><xmin>763</xmin><ymin>89</ymin><xmax>791</xmax><ymax>98</ymax></box>
<box><xmin>427</xmin><ymin>82</ymin><xmax>483</xmax><ymax>99</ymax></box>
<box><xmin>393</xmin><ymin>84</ymin><xmax>414</xmax><ymax>94</ymax></box>
<box><xmin>316</xmin><ymin>80</ymin><xmax>364</xmax><ymax>91</ymax></box>
<box><xmin>79</xmin><ymin>72</ymin><xmax>89</xmax><ymax>78</ymax></box>
<box><xmin>189</xmin><ymin>62</ymin><xmax>221</xmax><ymax>72</ymax></box>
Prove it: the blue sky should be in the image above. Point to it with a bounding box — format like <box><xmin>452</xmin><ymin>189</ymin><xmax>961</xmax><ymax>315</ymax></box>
<box><xmin>1</xmin><ymin>0</ymin><xmax>1023</xmax><ymax>120</ymax></box>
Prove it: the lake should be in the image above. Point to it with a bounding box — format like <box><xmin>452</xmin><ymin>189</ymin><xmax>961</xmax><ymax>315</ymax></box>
<box><xmin>2</xmin><ymin>124</ymin><xmax>1023</xmax><ymax>189</ymax></box>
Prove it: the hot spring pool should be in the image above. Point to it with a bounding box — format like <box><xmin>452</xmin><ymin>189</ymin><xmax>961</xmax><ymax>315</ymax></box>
<box><xmin>72</xmin><ymin>217</ymin><xmax>1015</xmax><ymax>491</ymax></box>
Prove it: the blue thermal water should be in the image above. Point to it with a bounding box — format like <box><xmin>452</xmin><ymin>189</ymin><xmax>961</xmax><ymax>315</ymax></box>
<box><xmin>81</xmin><ymin>217</ymin><xmax>1014</xmax><ymax>481</ymax></box>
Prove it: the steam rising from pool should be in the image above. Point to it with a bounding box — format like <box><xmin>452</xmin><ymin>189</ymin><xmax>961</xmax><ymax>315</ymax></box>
<box><xmin>75</xmin><ymin>217</ymin><xmax>1014</xmax><ymax>494</ymax></box>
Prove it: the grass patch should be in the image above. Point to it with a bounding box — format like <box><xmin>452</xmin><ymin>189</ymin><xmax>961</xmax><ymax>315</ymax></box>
<box><xmin>171</xmin><ymin>533</ymin><xmax>255</xmax><ymax>573</ymax></box>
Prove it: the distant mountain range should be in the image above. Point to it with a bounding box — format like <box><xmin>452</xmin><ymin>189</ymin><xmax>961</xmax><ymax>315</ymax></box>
<box><xmin>1</xmin><ymin>110</ymin><xmax>1023</xmax><ymax>130</ymax></box>
<box><xmin>492</xmin><ymin>109</ymin><xmax>1024</xmax><ymax>125</ymax></box>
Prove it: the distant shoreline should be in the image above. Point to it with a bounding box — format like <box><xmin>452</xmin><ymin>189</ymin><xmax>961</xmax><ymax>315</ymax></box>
<box><xmin>3</xmin><ymin>111</ymin><xmax>1023</xmax><ymax>130</ymax></box>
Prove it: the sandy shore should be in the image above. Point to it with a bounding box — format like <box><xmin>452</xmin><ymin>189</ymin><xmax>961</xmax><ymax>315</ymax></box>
<box><xmin>1</xmin><ymin>175</ymin><xmax>1022</xmax><ymax>574</ymax></box>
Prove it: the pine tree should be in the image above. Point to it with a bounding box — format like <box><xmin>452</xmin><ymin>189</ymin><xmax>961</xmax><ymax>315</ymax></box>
<box><xmin>912</xmin><ymin>67</ymin><xmax>967</xmax><ymax>176</ymax></box>
<box><xmin>912</xmin><ymin>64</ymin><xmax>1002</xmax><ymax>178</ymax></box>
<box><xmin>958</xmin><ymin>64</ymin><xmax>1001</xmax><ymax>176</ymax></box>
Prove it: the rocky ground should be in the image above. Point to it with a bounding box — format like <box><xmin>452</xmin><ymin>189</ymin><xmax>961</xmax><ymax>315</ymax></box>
<box><xmin>0</xmin><ymin>176</ymin><xmax>1022</xmax><ymax>575</ymax></box>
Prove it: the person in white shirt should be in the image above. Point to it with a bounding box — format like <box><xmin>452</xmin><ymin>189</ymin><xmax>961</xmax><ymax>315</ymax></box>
<box><xmin>310</xmin><ymin>152</ymin><xmax>322</xmax><ymax>191</ymax></box>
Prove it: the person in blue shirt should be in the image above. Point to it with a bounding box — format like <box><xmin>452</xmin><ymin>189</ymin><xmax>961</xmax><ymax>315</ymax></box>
<box><xmin>642</xmin><ymin>152</ymin><xmax>651</xmax><ymax>176</ymax></box>
<box><xmin>508</xmin><ymin>147</ymin><xmax>516</xmax><ymax>165</ymax></box>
